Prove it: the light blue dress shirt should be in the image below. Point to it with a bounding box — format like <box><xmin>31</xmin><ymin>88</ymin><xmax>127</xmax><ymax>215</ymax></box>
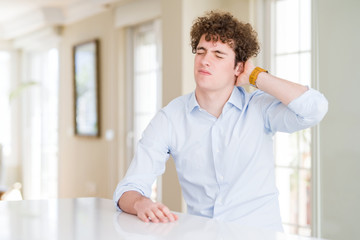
<box><xmin>114</xmin><ymin>86</ymin><xmax>328</xmax><ymax>231</ymax></box>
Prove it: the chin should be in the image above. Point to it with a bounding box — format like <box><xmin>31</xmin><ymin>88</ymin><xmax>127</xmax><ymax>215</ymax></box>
<box><xmin>195</xmin><ymin>79</ymin><xmax>209</xmax><ymax>88</ymax></box>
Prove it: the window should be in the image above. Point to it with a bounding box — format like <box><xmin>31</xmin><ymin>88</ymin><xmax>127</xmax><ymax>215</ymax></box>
<box><xmin>0</xmin><ymin>51</ymin><xmax>12</xmax><ymax>186</ymax></box>
<box><xmin>0</xmin><ymin>47</ymin><xmax>58</xmax><ymax>200</ymax></box>
<box><xmin>126</xmin><ymin>20</ymin><xmax>162</xmax><ymax>202</ymax></box>
<box><xmin>271</xmin><ymin>0</ymin><xmax>313</xmax><ymax>236</ymax></box>
<box><xmin>21</xmin><ymin>48</ymin><xmax>59</xmax><ymax>199</ymax></box>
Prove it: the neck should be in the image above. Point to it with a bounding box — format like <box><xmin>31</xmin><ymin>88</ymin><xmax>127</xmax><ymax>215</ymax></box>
<box><xmin>195</xmin><ymin>86</ymin><xmax>234</xmax><ymax>118</ymax></box>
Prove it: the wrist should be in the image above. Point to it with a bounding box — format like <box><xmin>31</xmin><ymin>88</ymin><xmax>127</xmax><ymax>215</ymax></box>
<box><xmin>133</xmin><ymin>195</ymin><xmax>149</xmax><ymax>212</ymax></box>
<box><xmin>246</xmin><ymin>66</ymin><xmax>256</xmax><ymax>82</ymax></box>
<box><xmin>249</xmin><ymin>67</ymin><xmax>268</xmax><ymax>87</ymax></box>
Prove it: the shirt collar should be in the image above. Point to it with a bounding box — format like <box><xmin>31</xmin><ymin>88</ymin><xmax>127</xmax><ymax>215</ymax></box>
<box><xmin>188</xmin><ymin>92</ymin><xmax>200</xmax><ymax>113</ymax></box>
<box><xmin>187</xmin><ymin>87</ymin><xmax>244</xmax><ymax>113</ymax></box>
<box><xmin>227</xmin><ymin>86</ymin><xmax>244</xmax><ymax>111</ymax></box>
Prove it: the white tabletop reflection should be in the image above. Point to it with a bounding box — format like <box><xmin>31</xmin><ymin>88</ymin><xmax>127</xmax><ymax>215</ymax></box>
<box><xmin>0</xmin><ymin>198</ymin><xmax>325</xmax><ymax>240</ymax></box>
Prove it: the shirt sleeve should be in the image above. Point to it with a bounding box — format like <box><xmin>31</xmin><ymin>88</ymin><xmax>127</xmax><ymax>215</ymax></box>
<box><xmin>113</xmin><ymin>110</ymin><xmax>171</xmax><ymax>211</ymax></box>
<box><xmin>260</xmin><ymin>87</ymin><xmax>328</xmax><ymax>134</ymax></box>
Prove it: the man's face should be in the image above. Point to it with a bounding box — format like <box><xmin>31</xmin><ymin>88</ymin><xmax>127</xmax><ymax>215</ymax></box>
<box><xmin>194</xmin><ymin>34</ymin><xmax>241</xmax><ymax>93</ymax></box>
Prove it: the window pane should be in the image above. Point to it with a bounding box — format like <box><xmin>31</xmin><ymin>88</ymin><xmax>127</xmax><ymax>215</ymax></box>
<box><xmin>41</xmin><ymin>49</ymin><xmax>59</xmax><ymax>198</ymax></box>
<box><xmin>134</xmin><ymin>114</ymin><xmax>155</xmax><ymax>145</ymax></box>
<box><xmin>134</xmin><ymin>72</ymin><xmax>158</xmax><ymax>113</ymax></box>
<box><xmin>21</xmin><ymin>49</ymin><xmax>58</xmax><ymax>199</ymax></box>
<box><xmin>275</xmin><ymin>54</ymin><xmax>300</xmax><ymax>84</ymax></box>
<box><xmin>298</xmin><ymin>129</ymin><xmax>311</xmax><ymax>169</ymax></box>
<box><xmin>275</xmin><ymin>132</ymin><xmax>299</xmax><ymax>167</ymax></box>
<box><xmin>277</xmin><ymin>130</ymin><xmax>311</xmax><ymax>169</ymax></box>
<box><xmin>275</xmin><ymin>0</ymin><xmax>300</xmax><ymax>54</ymax></box>
<box><xmin>300</xmin><ymin>0</ymin><xmax>311</xmax><ymax>51</ymax></box>
<box><xmin>132</xmin><ymin>22</ymin><xmax>162</xmax><ymax>203</ymax></box>
<box><xmin>0</xmin><ymin>52</ymin><xmax>12</xmax><ymax>158</ymax></box>
<box><xmin>273</xmin><ymin>0</ymin><xmax>312</xmax><ymax>236</ymax></box>
<box><xmin>135</xmin><ymin>33</ymin><xmax>157</xmax><ymax>72</ymax></box>
<box><xmin>0</xmin><ymin>51</ymin><xmax>12</xmax><ymax>189</ymax></box>
<box><xmin>299</xmin><ymin>52</ymin><xmax>311</xmax><ymax>86</ymax></box>
<box><xmin>276</xmin><ymin>167</ymin><xmax>298</xmax><ymax>225</ymax></box>
<box><xmin>299</xmin><ymin>169</ymin><xmax>311</xmax><ymax>227</ymax></box>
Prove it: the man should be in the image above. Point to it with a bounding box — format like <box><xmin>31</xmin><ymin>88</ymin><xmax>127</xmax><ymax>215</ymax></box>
<box><xmin>113</xmin><ymin>11</ymin><xmax>328</xmax><ymax>231</ymax></box>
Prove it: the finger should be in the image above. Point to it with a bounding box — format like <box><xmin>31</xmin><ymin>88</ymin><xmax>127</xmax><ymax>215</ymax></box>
<box><xmin>153</xmin><ymin>208</ymin><xmax>168</xmax><ymax>223</ymax></box>
<box><xmin>172</xmin><ymin>213</ymin><xmax>179</xmax><ymax>221</ymax></box>
<box><xmin>167</xmin><ymin>212</ymin><xmax>178</xmax><ymax>222</ymax></box>
<box><xmin>146</xmin><ymin>210</ymin><xmax>159</xmax><ymax>223</ymax></box>
<box><xmin>158</xmin><ymin>205</ymin><xmax>176</xmax><ymax>222</ymax></box>
<box><xmin>137</xmin><ymin>212</ymin><xmax>150</xmax><ymax>223</ymax></box>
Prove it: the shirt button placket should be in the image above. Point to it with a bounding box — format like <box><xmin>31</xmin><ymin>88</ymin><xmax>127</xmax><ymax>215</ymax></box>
<box><xmin>212</xmin><ymin>123</ymin><xmax>225</xmax><ymax>217</ymax></box>
<box><xmin>211</xmin><ymin>124</ymin><xmax>222</xmax><ymax>181</ymax></box>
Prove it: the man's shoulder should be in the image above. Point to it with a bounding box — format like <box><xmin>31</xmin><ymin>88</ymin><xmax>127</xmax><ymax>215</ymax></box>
<box><xmin>162</xmin><ymin>92</ymin><xmax>193</xmax><ymax>114</ymax></box>
<box><xmin>245</xmin><ymin>87</ymin><xmax>276</xmax><ymax>102</ymax></box>
<box><xmin>235</xmin><ymin>87</ymin><xmax>279</xmax><ymax>110</ymax></box>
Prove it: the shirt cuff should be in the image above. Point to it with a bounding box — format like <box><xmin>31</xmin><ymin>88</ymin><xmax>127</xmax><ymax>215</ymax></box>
<box><xmin>287</xmin><ymin>87</ymin><xmax>328</xmax><ymax>121</ymax></box>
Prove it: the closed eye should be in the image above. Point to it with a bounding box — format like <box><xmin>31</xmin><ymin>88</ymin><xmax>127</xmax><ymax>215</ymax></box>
<box><xmin>214</xmin><ymin>50</ymin><xmax>226</xmax><ymax>59</ymax></box>
<box><xmin>196</xmin><ymin>47</ymin><xmax>206</xmax><ymax>55</ymax></box>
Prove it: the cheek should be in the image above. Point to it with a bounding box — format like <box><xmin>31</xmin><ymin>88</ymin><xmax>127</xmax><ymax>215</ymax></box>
<box><xmin>194</xmin><ymin>56</ymin><xmax>201</xmax><ymax>66</ymax></box>
<box><xmin>221</xmin><ymin>62</ymin><xmax>236</xmax><ymax>75</ymax></box>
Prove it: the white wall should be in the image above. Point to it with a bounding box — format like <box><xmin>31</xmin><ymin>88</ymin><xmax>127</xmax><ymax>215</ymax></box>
<box><xmin>58</xmin><ymin>10</ymin><xmax>120</xmax><ymax>199</ymax></box>
<box><xmin>317</xmin><ymin>0</ymin><xmax>360</xmax><ymax>239</ymax></box>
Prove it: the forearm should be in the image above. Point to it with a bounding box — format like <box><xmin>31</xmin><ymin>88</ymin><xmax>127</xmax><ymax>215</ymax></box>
<box><xmin>235</xmin><ymin>61</ymin><xmax>327</xmax><ymax>132</ymax></box>
<box><xmin>255</xmin><ymin>72</ymin><xmax>308</xmax><ymax>106</ymax></box>
<box><xmin>118</xmin><ymin>190</ymin><xmax>146</xmax><ymax>215</ymax></box>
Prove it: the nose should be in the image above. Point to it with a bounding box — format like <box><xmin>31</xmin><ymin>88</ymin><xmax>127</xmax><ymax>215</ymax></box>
<box><xmin>200</xmin><ymin>53</ymin><xmax>210</xmax><ymax>66</ymax></box>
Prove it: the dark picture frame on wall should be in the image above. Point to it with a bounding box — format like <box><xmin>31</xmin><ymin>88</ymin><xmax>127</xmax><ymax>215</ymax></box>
<box><xmin>73</xmin><ymin>39</ymin><xmax>100</xmax><ymax>137</ymax></box>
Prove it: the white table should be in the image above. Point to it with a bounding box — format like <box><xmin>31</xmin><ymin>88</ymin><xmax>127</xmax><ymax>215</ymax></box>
<box><xmin>0</xmin><ymin>197</ymin><xmax>324</xmax><ymax>240</ymax></box>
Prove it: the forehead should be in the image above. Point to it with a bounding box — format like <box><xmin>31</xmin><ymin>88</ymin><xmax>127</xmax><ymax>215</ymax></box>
<box><xmin>198</xmin><ymin>34</ymin><xmax>234</xmax><ymax>52</ymax></box>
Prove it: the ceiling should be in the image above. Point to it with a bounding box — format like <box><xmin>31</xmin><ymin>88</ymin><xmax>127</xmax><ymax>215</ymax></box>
<box><xmin>0</xmin><ymin>0</ymin><xmax>127</xmax><ymax>40</ymax></box>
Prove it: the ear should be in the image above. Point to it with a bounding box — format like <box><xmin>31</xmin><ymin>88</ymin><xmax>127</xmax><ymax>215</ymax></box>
<box><xmin>234</xmin><ymin>62</ymin><xmax>244</xmax><ymax>77</ymax></box>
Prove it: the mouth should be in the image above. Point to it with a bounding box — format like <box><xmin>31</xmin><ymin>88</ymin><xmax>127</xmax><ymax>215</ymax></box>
<box><xmin>198</xmin><ymin>69</ymin><xmax>211</xmax><ymax>75</ymax></box>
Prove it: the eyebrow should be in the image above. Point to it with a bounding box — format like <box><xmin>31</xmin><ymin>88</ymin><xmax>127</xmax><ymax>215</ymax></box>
<box><xmin>196</xmin><ymin>46</ymin><xmax>228</xmax><ymax>55</ymax></box>
<box><xmin>214</xmin><ymin>50</ymin><xmax>227</xmax><ymax>55</ymax></box>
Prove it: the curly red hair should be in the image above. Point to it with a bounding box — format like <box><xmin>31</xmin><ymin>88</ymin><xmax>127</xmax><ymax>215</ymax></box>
<box><xmin>190</xmin><ymin>11</ymin><xmax>260</xmax><ymax>64</ymax></box>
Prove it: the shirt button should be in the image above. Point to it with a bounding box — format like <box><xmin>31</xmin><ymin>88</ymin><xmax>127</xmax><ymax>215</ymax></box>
<box><xmin>219</xmin><ymin>175</ymin><xmax>224</xmax><ymax>181</ymax></box>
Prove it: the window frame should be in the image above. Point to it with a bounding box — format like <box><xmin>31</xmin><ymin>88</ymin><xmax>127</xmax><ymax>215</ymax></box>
<box><xmin>257</xmin><ymin>0</ymin><xmax>321</xmax><ymax>237</ymax></box>
<box><xmin>125</xmin><ymin>19</ymin><xmax>163</xmax><ymax>202</ymax></box>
